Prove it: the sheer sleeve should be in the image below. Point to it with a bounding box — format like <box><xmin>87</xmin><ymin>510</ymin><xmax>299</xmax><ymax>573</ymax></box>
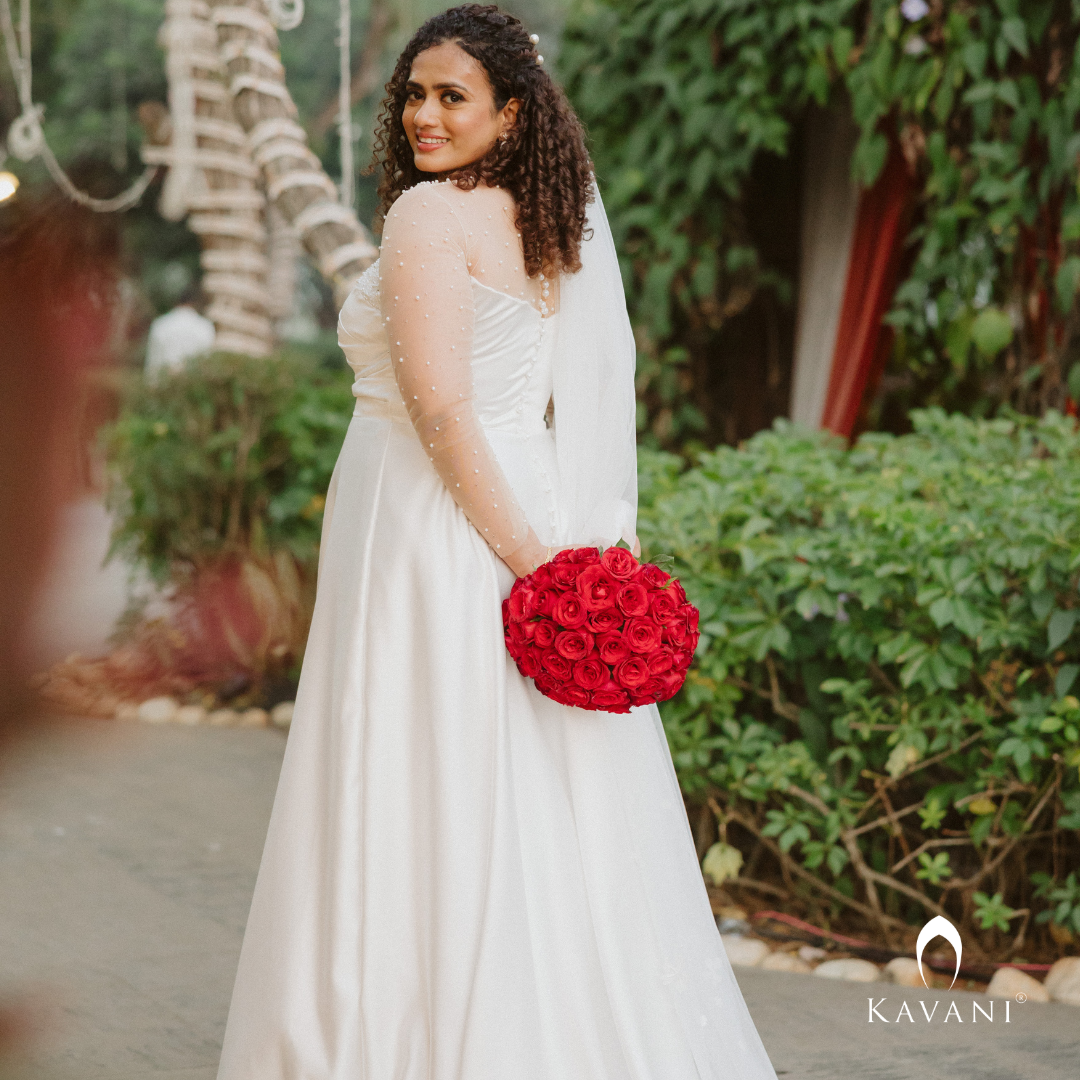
<box><xmin>380</xmin><ymin>185</ymin><xmax>545</xmax><ymax>576</ymax></box>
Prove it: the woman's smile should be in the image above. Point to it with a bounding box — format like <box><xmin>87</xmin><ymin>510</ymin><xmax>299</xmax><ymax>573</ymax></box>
<box><xmin>415</xmin><ymin>133</ymin><xmax>451</xmax><ymax>152</ymax></box>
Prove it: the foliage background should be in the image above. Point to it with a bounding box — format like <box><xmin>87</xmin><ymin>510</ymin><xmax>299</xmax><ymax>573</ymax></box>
<box><xmin>638</xmin><ymin>409</ymin><xmax>1080</xmax><ymax>951</ymax></box>
<box><xmin>560</xmin><ymin>0</ymin><xmax>1080</xmax><ymax>446</ymax></box>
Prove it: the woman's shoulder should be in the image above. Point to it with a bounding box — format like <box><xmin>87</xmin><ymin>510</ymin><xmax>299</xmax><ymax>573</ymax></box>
<box><xmin>389</xmin><ymin>180</ymin><xmax>511</xmax><ymax>220</ymax></box>
<box><xmin>386</xmin><ymin>180</ymin><xmax>462</xmax><ymax>219</ymax></box>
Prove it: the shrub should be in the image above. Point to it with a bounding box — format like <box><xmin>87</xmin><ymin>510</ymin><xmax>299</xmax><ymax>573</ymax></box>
<box><xmin>102</xmin><ymin>352</ymin><xmax>353</xmax><ymax>694</ymax></box>
<box><xmin>640</xmin><ymin>408</ymin><xmax>1080</xmax><ymax>953</ymax></box>
<box><xmin>105</xmin><ymin>351</ymin><xmax>353</xmax><ymax>577</ymax></box>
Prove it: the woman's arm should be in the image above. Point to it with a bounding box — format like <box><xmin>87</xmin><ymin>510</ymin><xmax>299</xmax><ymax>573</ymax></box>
<box><xmin>381</xmin><ymin>186</ymin><xmax>546</xmax><ymax>576</ymax></box>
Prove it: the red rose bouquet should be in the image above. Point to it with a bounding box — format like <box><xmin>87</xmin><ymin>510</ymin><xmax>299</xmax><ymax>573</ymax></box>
<box><xmin>502</xmin><ymin>546</ymin><xmax>700</xmax><ymax>713</ymax></box>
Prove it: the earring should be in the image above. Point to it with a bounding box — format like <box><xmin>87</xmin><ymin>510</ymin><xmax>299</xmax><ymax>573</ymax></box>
<box><xmin>498</xmin><ymin>132</ymin><xmax>508</xmax><ymax>143</ymax></box>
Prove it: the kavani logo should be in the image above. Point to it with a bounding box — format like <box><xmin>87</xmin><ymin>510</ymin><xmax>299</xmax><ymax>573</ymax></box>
<box><xmin>867</xmin><ymin>915</ymin><xmax>1019</xmax><ymax>1025</ymax></box>
<box><xmin>916</xmin><ymin>915</ymin><xmax>963</xmax><ymax>990</ymax></box>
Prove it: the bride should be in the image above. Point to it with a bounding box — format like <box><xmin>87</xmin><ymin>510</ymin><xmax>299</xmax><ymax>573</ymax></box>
<box><xmin>217</xmin><ymin>6</ymin><xmax>777</xmax><ymax>1078</ymax></box>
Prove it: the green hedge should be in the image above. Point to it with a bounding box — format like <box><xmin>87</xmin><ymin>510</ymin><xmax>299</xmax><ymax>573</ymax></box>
<box><xmin>640</xmin><ymin>409</ymin><xmax>1080</xmax><ymax>951</ymax></box>
<box><xmin>104</xmin><ymin>351</ymin><xmax>354</xmax><ymax>579</ymax></box>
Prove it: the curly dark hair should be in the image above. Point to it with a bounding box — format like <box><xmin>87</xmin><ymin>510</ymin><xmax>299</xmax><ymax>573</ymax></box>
<box><xmin>370</xmin><ymin>4</ymin><xmax>593</xmax><ymax>276</ymax></box>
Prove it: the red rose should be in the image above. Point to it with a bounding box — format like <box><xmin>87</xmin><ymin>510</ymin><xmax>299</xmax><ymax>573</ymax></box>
<box><xmin>668</xmin><ymin>579</ymin><xmax>688</xmax><ymax>605</ymax></box>
<box><xmin>597</xmin><ymin>630</ymin><xmax>631</xmax><ymax>665</ymax></box>
<box><xmin>614</xmin><ymin>655</ymin><xmax>650</xmax><ymax>689</ymax></box>
<box><xmin>624</xmin><ymin>618</ymin><xmax>662</xmax><ymax>654</ymax></box>
<box><xmin>649</xmin><ymin>589</ymin><xmax>682</xmax><ymax>626</ymax></box>
<box><xmin>586</xmin><ymin>608</ymin><xmax>623</xmax><ymax>633</ymax></box>
<box><xmin>600</xmin><ymin>546</ymin><xmax>638</xmax><ymax>580</ymax></box>
<box><xmin>683</xmin><ymin>604</ymin><xmax>699</xmax><ymax>633</ymax></box>
<box><xmin>517</xmin><ymin>647</ymin><xmax>544</xmax><ymax>679</ymax></box>
<box><xmin>553</xmin><ymin>546</ymin><xmax>600</xmax><ymax>565</ymax></box>
<box><xmin>533</xmin><ymin>620</ymin><xmax>557</xmax><ymax>648</ymax></box>
<box><xmin>576</xmin><ymin>565</ymin><xmax>619</xmax><ymax>610</ymax></box>
<box><xmin>534</xmin><ymin>587</ymin><xmax>561</xmax><ymax>617</ymax></box>
<box><xmin>555</xmin><ymin>629</ymin><xmax>595</xmax><ymax>661</ymax></box>
<box><xmin>561</xmin><ymin>684</ymin><xmax>592</xmax><ymax>707</ymax></box>
<box><xmin>534</xmin><ymin>673</ymin><xmax>561</xmax><ymax>697</ymax></box>
<box><xmin>572</xmin><ymin>656</ymin><xmax>607</xmax><ymax>690</ymax></box>
<box><xmin>590</xmin><ymin>681</ymin><xmax>631</xmax><ymax>713</ymax></box>
<box><xmin>545</xmin><ymin>683</ymin><xmax>573</xmax><ymax>705</ymax></box>
<box><xmin>662</xmin><ymin>620</ymin><xmax>688</xmax><ymax>647</ymax></box>
<box><xmin>541</xmin><ymin>650</ymin><xmax>573</xmax><ymax>680</ymax></box>
<box><xmin>630</xmin><ymin>677</ymin><xmax>667</xmax><ymax>706</ymax></box>
<box><xmin>634</xmin><ymin>562</ymin><xmax>671</xmax><ymax>589</ymax></box>
<box><xmin>686</xmin><ymin>630</ymin><xmax>700</xmax><ymax>654</ymax></box>
<box><xmin>502</xmin><ymin>598</ymin><xmax>511</xmax><ymax>626</ymax></box>
<box><xmin>551</xmin><ymin>561</ymin><xmax>585</xmax><ymax>588</ymax></box>
<box><xmin>506</xmin><ymin>620</ymin><xmax>527</xmax><ymax>649</ymax></box>
<box><xmin>647</xmin><ymin>646</ymin><xmax>675</xmax><ymax>674</ymax></box>
<box><xmin>616</xmin><ymin>582</ymin><xmax>650</xmax><ymax>617</ymax></box>
<box><xmin>508</xmin><ymin>588</ymin><xmax>536</xmax><ymax>622</ymax></box>
<box><xmin>671</xmin><ymin>648</ymin><xmax>695</xmax><ymax>671</ymax></box>
<box><xmin>552</xmin><ymin>591</ymin><xmax>589</xmax><ymax>629</ymax></box>
<box><xmin>521</xmin><ymin>620</ymin><xmax>536</xmax><ymax>642</ymax></box>
<box><xmin>659</xmin><ymin>671</ymin><xmax>685</xmax><ymax>700</ymax></box>
<box><xmin>530</xmin><ymin>565</ymin><xmax>554</xmax><ymax>589</ymax></box>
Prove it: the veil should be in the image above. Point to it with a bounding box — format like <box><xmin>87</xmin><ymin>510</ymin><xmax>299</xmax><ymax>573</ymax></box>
<box><xmin>551</xmin><ymin>184</ymin><xmax>639</xmax><ymax>550</ymax></box>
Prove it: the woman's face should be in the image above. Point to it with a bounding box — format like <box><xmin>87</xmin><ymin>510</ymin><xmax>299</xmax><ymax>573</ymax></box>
<box><xmin>402</xmin><ymin>42</ymin><xmax>520</xmax><ymax>174</ymax></box>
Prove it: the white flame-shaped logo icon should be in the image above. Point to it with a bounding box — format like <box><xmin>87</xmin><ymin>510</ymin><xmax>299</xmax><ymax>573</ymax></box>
<box><xmin>915</xmin><ymin>915</ymin><xmax>962</xmax><ymax>990</ymax></box>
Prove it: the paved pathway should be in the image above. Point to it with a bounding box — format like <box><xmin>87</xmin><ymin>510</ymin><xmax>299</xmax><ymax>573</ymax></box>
<box><xmin>0</xmin><ymin>722</ymin><xmax>1076</xmax><ymax>1079</ymax></box>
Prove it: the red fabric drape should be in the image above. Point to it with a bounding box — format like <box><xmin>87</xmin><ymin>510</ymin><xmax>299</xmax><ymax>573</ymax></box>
<box><xmin>821</xmin><ymin>140</ymin><xmax>916</xmax><ymax>436</ymax></box>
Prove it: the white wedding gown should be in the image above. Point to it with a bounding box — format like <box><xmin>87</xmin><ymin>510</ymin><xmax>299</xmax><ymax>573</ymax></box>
<box><xmin>216</xmin><ymin>182</ymin><xmax>777</xmax><ymax>1080</ymax></box>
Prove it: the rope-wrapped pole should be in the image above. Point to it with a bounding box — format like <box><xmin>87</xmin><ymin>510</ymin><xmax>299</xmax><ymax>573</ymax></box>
<box><xmin>145</xmin><ymin>0</ymin><xmax>273</xmax><ymax>356</ymax></box>
<box><xmin>210</xmin><ymin>0</ymin><xmax>377</xmax><ymax>308</ymax></box>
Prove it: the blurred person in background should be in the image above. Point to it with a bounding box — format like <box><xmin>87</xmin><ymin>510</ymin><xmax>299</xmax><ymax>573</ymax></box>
<box><xmin>0</xmin><ymin>187</ymin><xmax>120</xmax><ymax>1063</ymax></box>
<box><xmin>144</xmin><ymin>283</ymin><xmax>215</xmax><ymax>377</ymax></box>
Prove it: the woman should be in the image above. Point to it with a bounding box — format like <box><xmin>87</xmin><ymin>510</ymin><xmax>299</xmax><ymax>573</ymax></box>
<box><xmin>217</xmin><ymin>6</ymin><xmax>777</xmax><ymax>1078</ymax></box>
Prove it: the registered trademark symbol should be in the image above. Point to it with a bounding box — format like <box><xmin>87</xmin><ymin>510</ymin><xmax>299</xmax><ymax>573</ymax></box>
<box><xmin>1015</xmin><ymin>992</ymin><xmax>1027</xmax><ymax>1003</ymax></box>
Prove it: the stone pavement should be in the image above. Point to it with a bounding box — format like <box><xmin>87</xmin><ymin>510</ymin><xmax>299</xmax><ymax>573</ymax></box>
<box><xmin>0</xmin><ymin>722</ymin><xmax>1076</xmax><ymax>1080</ymax></box>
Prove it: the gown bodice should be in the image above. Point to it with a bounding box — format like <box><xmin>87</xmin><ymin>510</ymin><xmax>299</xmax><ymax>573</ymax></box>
<box><xmin>340</xmin><ymin>259</ymin><xmax>556</xmax><ymax>439</ymax></box>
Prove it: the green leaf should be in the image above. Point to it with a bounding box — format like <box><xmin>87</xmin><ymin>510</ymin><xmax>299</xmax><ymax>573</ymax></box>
<box><xmin>1056</xmin><ymin>664</ymin><xmax>1080</xmax><ymax>698</ymax></box>
<box><xmin>702</xmin><ymin>841</ymin><xmax>744</xmax><ymax>886</ymax></box>
<box><xmin>853</xmin><ymin>132</ymin><xmax>889</xmax><ymax>187</ymax></box>
<box><xmin>973</xmin><ymin>891</ymin><xmax>1018</xmax><ymax>932</ymax></box>
<box><xmin>1056</xmin><ymin>257</ymin><xmax>1080</xmax><ymax>315</ymax></box>
<box><xmin>1068</xmin><ymin>363</ymin><xmax>1080</xmax><ymax>403</ymax></box>
<box><xmin>1048</xmin><ymin>609</ymin><xmax>1079</xmax><ymax>652</ymax></box>
<box><xmin>1000</xmin><ymin>18</ymin><xmax>1029</xmax><ymax>59</ymax></box>
<box><xmin>970</xmin><ymin>307</ymin><xmax>1013</xmax><ymax>356</ymax></box>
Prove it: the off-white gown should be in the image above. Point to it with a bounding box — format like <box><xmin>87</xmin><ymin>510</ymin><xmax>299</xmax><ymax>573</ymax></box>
<box><xmin>216</xmin><ymin>182</ymin><xmax>777</xmax><ymax>1080</ymax></box>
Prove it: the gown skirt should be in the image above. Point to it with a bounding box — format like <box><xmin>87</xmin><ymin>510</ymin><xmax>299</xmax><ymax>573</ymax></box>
<box><xmin>216</xmin><ymin>290</ymin><xmax>777</xmax><ymax>1080</ymax></box>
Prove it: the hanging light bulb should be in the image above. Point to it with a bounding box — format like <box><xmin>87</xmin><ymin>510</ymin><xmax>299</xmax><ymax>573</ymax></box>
<box><xmin>0</xmin><ymin>170</ymin><xmax>19</xmax><ymax>202</ymax></box>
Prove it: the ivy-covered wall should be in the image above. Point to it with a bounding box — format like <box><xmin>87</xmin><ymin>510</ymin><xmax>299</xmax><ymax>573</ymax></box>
<box><xmin>561</xmin><ymin>0</ymin><xmax>1080</xmax><ymax>447</ymax></box>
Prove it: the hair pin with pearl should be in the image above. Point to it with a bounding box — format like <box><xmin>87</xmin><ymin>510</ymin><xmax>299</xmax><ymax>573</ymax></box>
<box><xmin>529</xmin><ymin>33</ymin><xmax>540</xmax><ymax>44</ymax></box>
